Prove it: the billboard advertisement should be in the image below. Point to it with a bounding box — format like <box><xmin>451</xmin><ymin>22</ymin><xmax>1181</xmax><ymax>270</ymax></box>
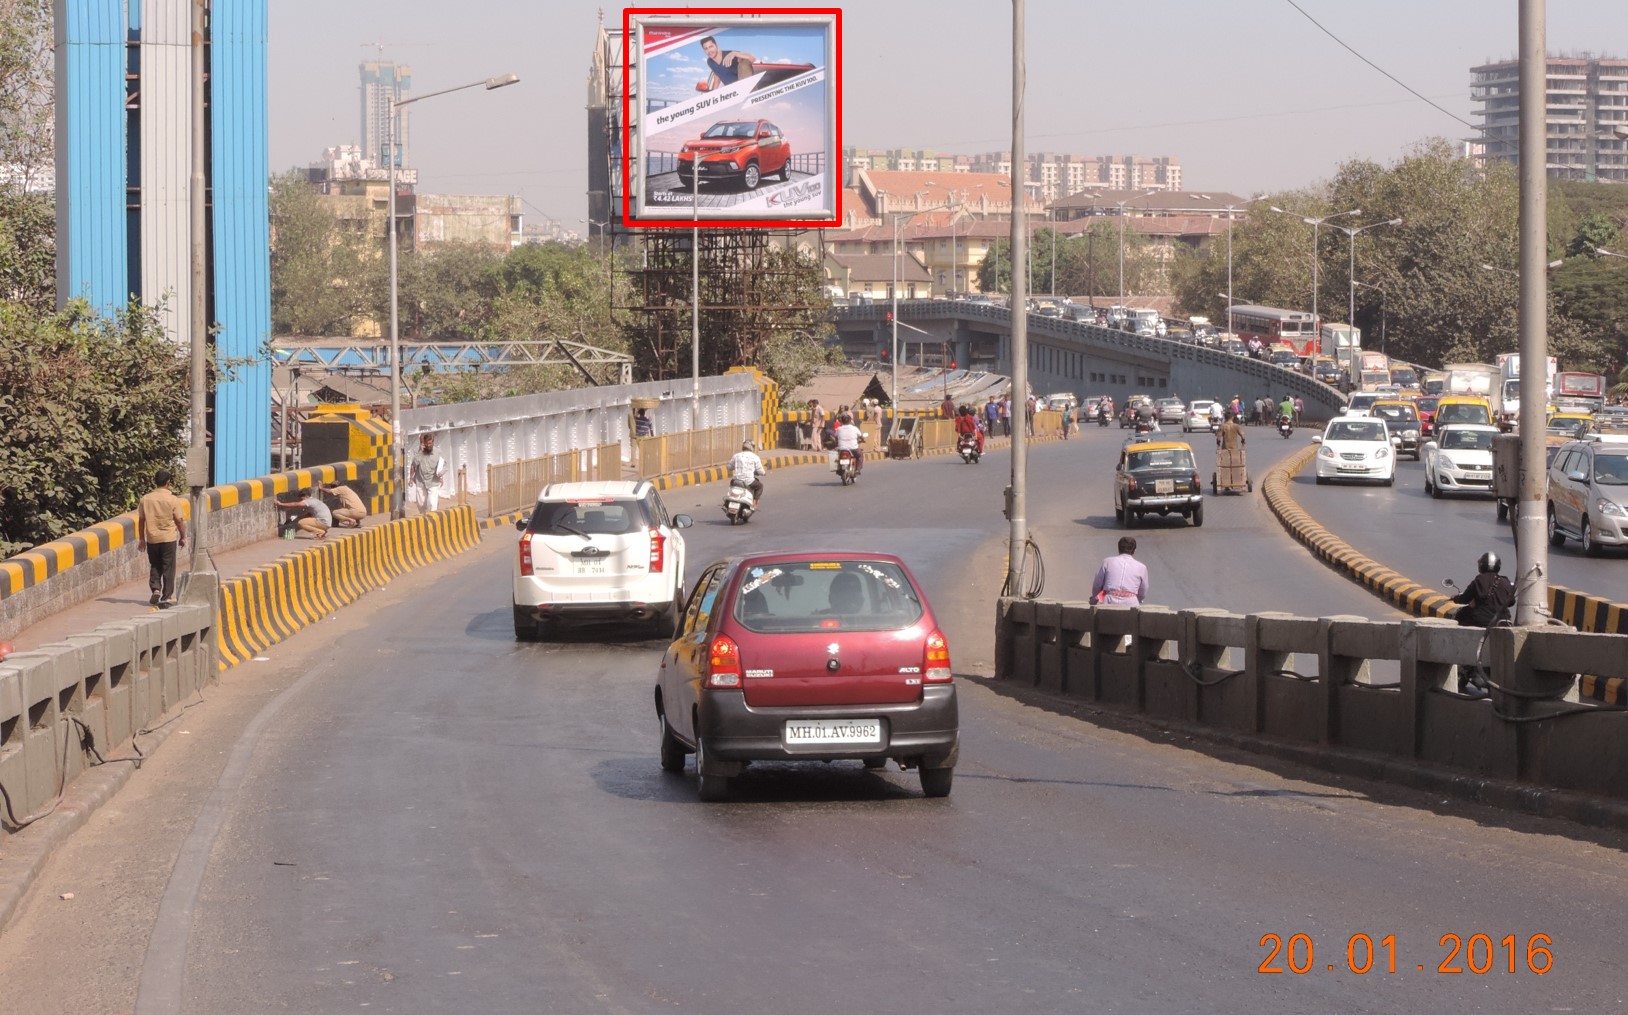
<box><xmin>625</xmin><ymin>10</ymin><xmax>840</xmax><ymax>227</ymax></box>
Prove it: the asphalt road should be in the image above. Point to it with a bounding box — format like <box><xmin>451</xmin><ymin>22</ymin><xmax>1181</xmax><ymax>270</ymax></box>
<box><xmin>1284</xmin><ymin>431</ymin><xmax>1625</xmax><ymax>603</ymax></box>
<box><xmin>3</xmin><ymin>430</ymin><xmax>1627</xmax><ymax>1014</ymax></box>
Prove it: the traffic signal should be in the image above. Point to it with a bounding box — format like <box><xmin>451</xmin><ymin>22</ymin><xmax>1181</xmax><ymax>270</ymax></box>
<box><xmin>950</xmin><ymin>359</ymin><xmax>958</xmax><ymax>370</ymax></box>
<box><xmin>885</xmin><ymin>311</ymin><xmax>893</xmax><ymax>322</ymax></box>
<box><xmin>880</xmin><ymin>348</ymin><xmax>890</xmax><ymax>362</ymax></box>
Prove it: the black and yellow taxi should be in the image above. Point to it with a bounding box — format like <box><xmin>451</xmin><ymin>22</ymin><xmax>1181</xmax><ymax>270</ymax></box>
<box><xmin>1115</xmin><ymin>438</ymin><xmax>1204</xmax><ymax>527</ymax></box>
<box><xmin>1369</xmin><ymin>399</ymin><xmax>1423</xmax><ymax>460</ymax></box>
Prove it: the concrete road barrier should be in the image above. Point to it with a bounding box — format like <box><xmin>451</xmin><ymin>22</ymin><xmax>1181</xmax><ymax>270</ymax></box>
<box><xmin>994</xmin><ymin>597</ymin><xmax>1628</xmax><ymax>821</ymax></box>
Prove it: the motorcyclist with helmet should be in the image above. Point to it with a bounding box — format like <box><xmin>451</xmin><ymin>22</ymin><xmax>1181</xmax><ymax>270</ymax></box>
<box><xmin>833</xmin><ymin>412</ymin><xmax>866</xmax><ymax>476</ymax></box>
<box><xmin>1451</xmin><ymin>551</ymin><xmax>1515</xmax><ymax>698</ymax></box>
<box><xmin>728</xmin><ymin>439</ymin><xmax>766</xmax><ymax>503</ymax></box>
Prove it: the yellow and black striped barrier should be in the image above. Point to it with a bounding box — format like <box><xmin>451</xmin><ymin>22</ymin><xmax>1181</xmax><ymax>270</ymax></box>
<box><xmin>215</xmin><ymin>506</ymin><xmax>480</xmax><ymax>670</ymax></box>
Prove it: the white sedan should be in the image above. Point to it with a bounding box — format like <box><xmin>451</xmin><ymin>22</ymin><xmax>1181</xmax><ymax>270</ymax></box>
<box><xmin>1183</xmin><ymin>400</ymin><xmax>1219</xmax><ymax>431</ymax></box>
<box><xmin>1422</xmin><ymin>424</ymin><xmax>1499</xmax><ymax>498</ymax></box>
<box><xmin>1313</xmin><ymin>417</ymin><xmax>1397</xmax><ymax>486</ymax></box>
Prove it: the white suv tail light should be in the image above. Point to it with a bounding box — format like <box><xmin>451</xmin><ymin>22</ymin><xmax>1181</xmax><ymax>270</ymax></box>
<box><xmin>650</xmin><ymin>531</ymin><xmax>666</xmax><ymax>573</ymax></box>
<box><xmin>518</xmin><ymin>532</ymin><xmax>535</xmax><ymax>577</ymax></box>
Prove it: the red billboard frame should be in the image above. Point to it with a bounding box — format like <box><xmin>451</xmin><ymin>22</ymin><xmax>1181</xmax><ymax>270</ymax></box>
<box><xmin>621</xmin><ymin>7</ymin><xmax>843</xmax><ymax>229</ymax></box>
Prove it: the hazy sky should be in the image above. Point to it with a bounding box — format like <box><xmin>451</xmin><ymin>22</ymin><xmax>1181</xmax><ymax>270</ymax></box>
<box><xmin>268</xmin><ymin>1</ymin><xmax>1621</xmax><ymax>228</ymax></box>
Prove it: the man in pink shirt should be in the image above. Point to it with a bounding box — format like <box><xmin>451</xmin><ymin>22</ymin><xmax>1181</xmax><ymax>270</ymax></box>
<box><xmin>1091</xmin><ymin>536</ymin><xmax>1149</xmax><ymax>606</ymax></box>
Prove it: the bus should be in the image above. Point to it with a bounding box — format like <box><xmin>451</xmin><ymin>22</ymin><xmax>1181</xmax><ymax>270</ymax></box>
<box><xmin>1226</xmin><ymin>305</ymin><xmax>1321</xmax><ymax>357</ymax></box>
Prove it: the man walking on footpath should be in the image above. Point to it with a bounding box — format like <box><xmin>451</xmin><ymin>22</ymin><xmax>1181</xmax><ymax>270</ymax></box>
<box><xmin>136</xmin><ymin>469</ymin><xmax>187</xmax><ymax>607</ymax></box>
<box><xmin>410</xmin><ymin>434</ymin><xmax>446</xmax><ymax>514</ymax></box>
<box><xmin>1091</xmin><ymin>536</ymin><xmax>1149</xmax><ymax>607</ymax></box>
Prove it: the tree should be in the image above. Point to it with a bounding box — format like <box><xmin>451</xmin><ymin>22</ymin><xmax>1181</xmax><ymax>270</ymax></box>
<box><xmin>0</xmin><ymin>0</ymin><xmax>53</xmax><ymax>195</ymax></box>
<box><xmin>0</xmin><ymin>300</ymin><xmax>191</xmax><ymax>556</ymax></box>
<box><xmin>268</xmin><ymin>170</ymin><xmax>369</xmax><ymax>336</ymax></box>
<box><xmin>0</xmin><ymin>189</ymin><xmax>53</xmax><ymax>311</ymax></box>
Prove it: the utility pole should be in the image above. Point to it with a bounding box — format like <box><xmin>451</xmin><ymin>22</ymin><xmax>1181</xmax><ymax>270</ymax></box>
<box><xmin>1514</xmin><ymin>0</ymin><xmax>1550</xmax><ymax>624</ymax></box>
<box><xmin>185</xmin><ymin>0</ymin><xmax>212</xmax><ymax>587</ymax></box>
<box><xmin>1006</xmin><ymin>0</ymin><xmax>1030</xmax><ymax>598</ymax></box>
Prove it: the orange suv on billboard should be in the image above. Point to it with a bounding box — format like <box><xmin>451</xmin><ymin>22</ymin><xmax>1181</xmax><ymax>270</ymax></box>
<box><xmin>676</xmin><ymin>119</ymin><xmax>790</xmax><ymax>192</ymax></box>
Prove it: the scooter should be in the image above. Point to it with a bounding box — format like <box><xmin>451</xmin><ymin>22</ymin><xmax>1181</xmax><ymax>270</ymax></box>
<box><xmin>836</xmin><ymin>448</ymin><xmax>860</xmax><ymax>485</ymax></box>
<box><xmin>723</xmin><ymin>482</ymin><xmax>756</xmax><ymax>524</ymax></box>
<box><xmin>957</xmin><ymin>431</ymin><xmax>981</xmax><ymax>464</ymax></box>
<box><xmin>1277</xmin><ymin>414</ymin><xmax>1295</xmax><ymax>439</ymax></box>
<box><xmin>1442</xmin><ymin>577</ymin><xmax>1495</xmax><ymax>699</ymax></box>
<box><xmin>1208</xmin><ymin>417</ymin><xmax>1221</xmax><ymax>435</ymax></box>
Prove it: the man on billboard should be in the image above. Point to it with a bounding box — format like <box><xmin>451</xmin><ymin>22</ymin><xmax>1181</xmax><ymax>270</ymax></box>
<box><xmin>699</xmin><ymin>35</ymin><xmax>756</xmax><ymax>90</ymax></box>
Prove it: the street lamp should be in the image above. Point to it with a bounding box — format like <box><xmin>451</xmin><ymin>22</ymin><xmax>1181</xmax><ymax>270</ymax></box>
<box><xmin>1331</xmin><ymin>217</ymin><xmax>1401</xmax><ymax>356</ymax></box>
<box><xmin>388</xmin><ymin>71</ymin><xmax>519</xmax><ymax>519</ymax></box>
<box><xmin>1269</xmin><ymin>204</ymin><xmax>1359</xmax><ymax>329</ymax></box>
<box><xmin>1352</xmin><ymin>280</ymin><xmax>1386</xmax><ymax>356</ymax></box>
<box><xmin>1479</xmin><ymin>259</ymin><xmax>1564</xmax><ymax>277</ymax></box>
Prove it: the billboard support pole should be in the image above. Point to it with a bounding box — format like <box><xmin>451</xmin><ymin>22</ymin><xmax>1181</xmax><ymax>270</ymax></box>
<box><xmin>692</xmin><ymin>161</ymin><xmax>701</xmax><ymax>430</ymax></box>
<box><xmin>1514</xmin><ymin>0</ymin><xmax>1550</xmax><ymax>625</ymax></box>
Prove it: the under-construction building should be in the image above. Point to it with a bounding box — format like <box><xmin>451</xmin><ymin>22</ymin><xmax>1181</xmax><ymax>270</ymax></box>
<box><xmin>587</xmin><ymin>15</ymin><xmax>828</xmax><ymax>382</ymax></box>
<box><xmin>1470</xmin><ymin>53</ymin><xmax>1628</xmax><ymax>183</ymax></box>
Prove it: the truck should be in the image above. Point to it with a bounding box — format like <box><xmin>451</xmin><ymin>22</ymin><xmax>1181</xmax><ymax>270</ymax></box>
<box><xmin>1555</xmin><ymin>371</ymin><xmax>1607</xmax><ymax>410</ymax></box>
<box><xmin>1443</xmin><ymin>362</ymin><xmax>1497</xmax><ymax>399</ymax></box>
<box><xmin>1323</xmin><ymin>323</ymin><xmax>1362</xmax><ymax>377</ymax></box>
<box><xmin>1356</xmin><ymin>350</ymin><xmax>1390</xmax><ymax>392</ymax></box>
<box><xmin>1493</xmin><ymin>353</ymin><xmax>1558</xmax><ymax>428</ymax></box>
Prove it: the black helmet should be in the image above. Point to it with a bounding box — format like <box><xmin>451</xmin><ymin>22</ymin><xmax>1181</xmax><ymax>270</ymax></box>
<box><xmin>1478</xmin><ymin>552</ymin><xmax>1501</xmax><ymax>574</ymax></box>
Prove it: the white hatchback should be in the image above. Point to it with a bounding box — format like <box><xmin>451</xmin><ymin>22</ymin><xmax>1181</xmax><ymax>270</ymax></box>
<box><xmin>1313</xmin><ymin>417</ymin><xmax>1397</xmax><ymax>485</ymax></box>
<box><xmin>1422</xmin><ymin>424</ymin><xmax>1499</xmax><ymax>498</ymax></box>
<box><xmin>1183</xmin><ymin>400</ymin><xmax>1219</xmax><ymax>431</ymax></box>
<box><xmin>511</xmin><ymin>481</ymin><xmax>692</xmax><ymax>640</ymax></box>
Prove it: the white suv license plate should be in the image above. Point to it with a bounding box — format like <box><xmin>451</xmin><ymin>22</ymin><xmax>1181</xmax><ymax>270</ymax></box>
<box><xmin>784</xmin><ymin>719</ymin><xmax>883</xmax><ymax>746</ymax></box>
<box><xmin>574</xmin><ymin>562</ymin><xmax>608</xmax><ymax>574</ymax></box>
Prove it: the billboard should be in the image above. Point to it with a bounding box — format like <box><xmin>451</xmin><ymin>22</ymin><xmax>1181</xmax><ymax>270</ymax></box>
<box><xmin>624</xmin><ymin>9</ymin><xmax>840</xmax><ymax>227</ymax></box>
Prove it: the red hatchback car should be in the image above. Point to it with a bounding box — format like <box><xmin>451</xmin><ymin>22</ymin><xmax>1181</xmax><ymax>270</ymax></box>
<box><xmin>655</xmin><ymin>551</ymin><xmax>959</xmax><ymax>801</ymax></box>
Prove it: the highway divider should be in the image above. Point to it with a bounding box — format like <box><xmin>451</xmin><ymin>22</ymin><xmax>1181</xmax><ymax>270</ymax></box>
<box><xmin>1261</xmin><ymin>445</ymin><xmax>1628</xmax><ymax>704</ymax></box>
<box><xmin>993</xmin><ymin>597</ymin><xmax>1628</xmax><ymax>824</ymax></box>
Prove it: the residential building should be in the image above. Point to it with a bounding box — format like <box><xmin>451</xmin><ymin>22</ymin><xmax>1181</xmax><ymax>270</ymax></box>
<box><xmin>962</xmin><ymin>151</ymin><xmax>1182</xmax><ymax>201</ymax></box>
<box><xmin>307</xmin><ymin>147</ymin><xmax>519</xmax><ymax>254</ymax></box>
<box><xmin>361</xmin><ymin>60</ymin><xmax>412</xmax><ymax>170</ymax></box>
<box><xmin>585</xmin><ymin>16</ymin><xmax>625</xmax><ymax>247</ymax></box>
<box><xmin>1471</xmin><ymin>53</ymin><xmax>1628</xmax><ymax>183</ymax></box>
<box><xmin>824</xmin><ymin>250</ymin><xmax>933</xmax><ymax>301</ymax></box>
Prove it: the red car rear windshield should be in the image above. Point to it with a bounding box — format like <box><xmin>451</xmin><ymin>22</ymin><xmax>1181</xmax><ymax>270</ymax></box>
<box><xmin>733</xmin><ymin>561</ymin><xmax>924</xmax><ymax>634</ymax></box>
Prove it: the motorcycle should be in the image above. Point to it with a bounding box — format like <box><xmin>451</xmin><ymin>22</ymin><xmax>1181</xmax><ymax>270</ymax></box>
<box><xmin>1277</xmin><ymin>414</ymin><xmax>1295</xmax><ymax>439</ymax></box>
<box><xmin>1097</xmin><ymin>408</ymin><xmax>1110</xmax><ymax>427</ymax></box>
<box><xmin>1134</xmin><ymin>417</ymin><xmax>1156</xmax><ymax>436</ymax></box>
<box><xmin>836</xmin><ymin>448</ymin><xmax>860</xmax><ymax>485</ymax></box>
<box><xmin>1208</xmin><ymin>416</ymin><xmax>1221</xmax><ymax>435</ymax></box>
<box><xmin>957</xmin><ymin>431</ymin><xmax>981</xmax><ymax>464</ymax></box>
<box><xmin>723</xmin><ymin>482</ymin><xmax>756</xmax><ymax>524</ymax></box>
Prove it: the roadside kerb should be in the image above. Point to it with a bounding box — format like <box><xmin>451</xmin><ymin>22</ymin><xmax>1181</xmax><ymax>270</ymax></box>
<box><xmin>1261</xmin><ymin>445</ymin><xmax>1628</xmax><ymax>704</ymax></box>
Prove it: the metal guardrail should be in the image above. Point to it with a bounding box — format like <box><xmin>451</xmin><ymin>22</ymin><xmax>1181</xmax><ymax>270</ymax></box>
<box><xmin>633</xmin><ymin>423</ymin><xmax>758</xmax><ymax>479</ymax></box>
<box><xmin>486</xmin><ymin>445</ymin><xmax>621</xmax><ymax>517</ymax></box>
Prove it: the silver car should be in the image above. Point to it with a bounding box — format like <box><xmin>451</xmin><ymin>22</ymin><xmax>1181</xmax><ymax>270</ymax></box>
<box><xmin>1156</xmin><ymin>397</ymin><xmax>1187</xmax><ymax>425</ymax></box>
<box><xmin>1546</xmin><ymin>437</ymin><xmax>1628</xmax><ymax>555</ymax></box>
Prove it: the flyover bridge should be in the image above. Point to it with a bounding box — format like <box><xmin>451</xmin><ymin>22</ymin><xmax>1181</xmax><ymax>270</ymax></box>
<box><xmin>833</xmin><ymin>301</ymin><xmax>1347</xmax><ymax>420</ymax></box>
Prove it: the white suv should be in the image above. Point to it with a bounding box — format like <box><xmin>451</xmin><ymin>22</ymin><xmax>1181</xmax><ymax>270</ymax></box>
<box><xmin>512</xmin><ymin>481</ymin><xmax>693</xmax><ymax>640</ymax></box>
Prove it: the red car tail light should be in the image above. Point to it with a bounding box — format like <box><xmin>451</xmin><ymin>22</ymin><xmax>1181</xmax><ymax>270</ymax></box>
<box><xmin>924</xmin><ymin>629</ymin><xmax>953</xmax><ymax>683</ymax></box>
<box><xmin>649</xmin><ymin>531</ymin><xmax>666</xmax><ymax>573</ymax></box>
<box><xmin>707</xmin><ymin>635</ymin><xmax>743</xmax><ymax>688</ymax></box>
<box><xmin>518</xmin><ymin>532</ymin><xmax>535</xmax><ymax>577</ymax></box>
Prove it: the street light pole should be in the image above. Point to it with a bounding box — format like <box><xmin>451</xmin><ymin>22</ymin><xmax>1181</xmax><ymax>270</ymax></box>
<box><xmin>1354</xmin><ymin>280</ymin><xmax>1386</xmax><ymax>356</ymax></box>
<box><xmin>891</xmin><ymin>213</ymin><xmax>899</xmax><ymax>406</ymax></box>
<box><xmin>1269</xmin><ymin>204</ymin><xmax>1359</xmax><ymax>337</ymax></box>
<box><xmin>1225</xmin><ymin>205</ymin><xmax>1235</xmax><ymax>335</ymax></box>
<box><xmin>1514</xmin><ymin>0</ymin><xmax>1549</xmax><ymax>625</ymax></box>
<box><xmin>1333</xmin><ymin>217</ymin><xmax>1402</xmax><ymax>356</ymax></box>
<box><xmin>388</xmin><ymin>72</ymin><xmax>519</xmax><ymax>519</ymax></box>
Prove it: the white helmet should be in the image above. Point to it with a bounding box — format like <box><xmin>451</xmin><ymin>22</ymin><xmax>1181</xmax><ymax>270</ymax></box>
<box><xmin>742</xmin><ymin>440</ymin><xmax>756</xmax><ymax>451</ymax></box>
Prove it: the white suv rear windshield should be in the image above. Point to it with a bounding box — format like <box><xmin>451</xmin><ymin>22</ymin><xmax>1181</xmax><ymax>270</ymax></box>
<box><xmin>528</xmin><ymin>499</ymin><xmax>650</xmax><ymax>536</ymax></box>
<box><xmin>733</xmin><ymin>561</ymin><xmax>924</xmax><ymax>634</ymax></box>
